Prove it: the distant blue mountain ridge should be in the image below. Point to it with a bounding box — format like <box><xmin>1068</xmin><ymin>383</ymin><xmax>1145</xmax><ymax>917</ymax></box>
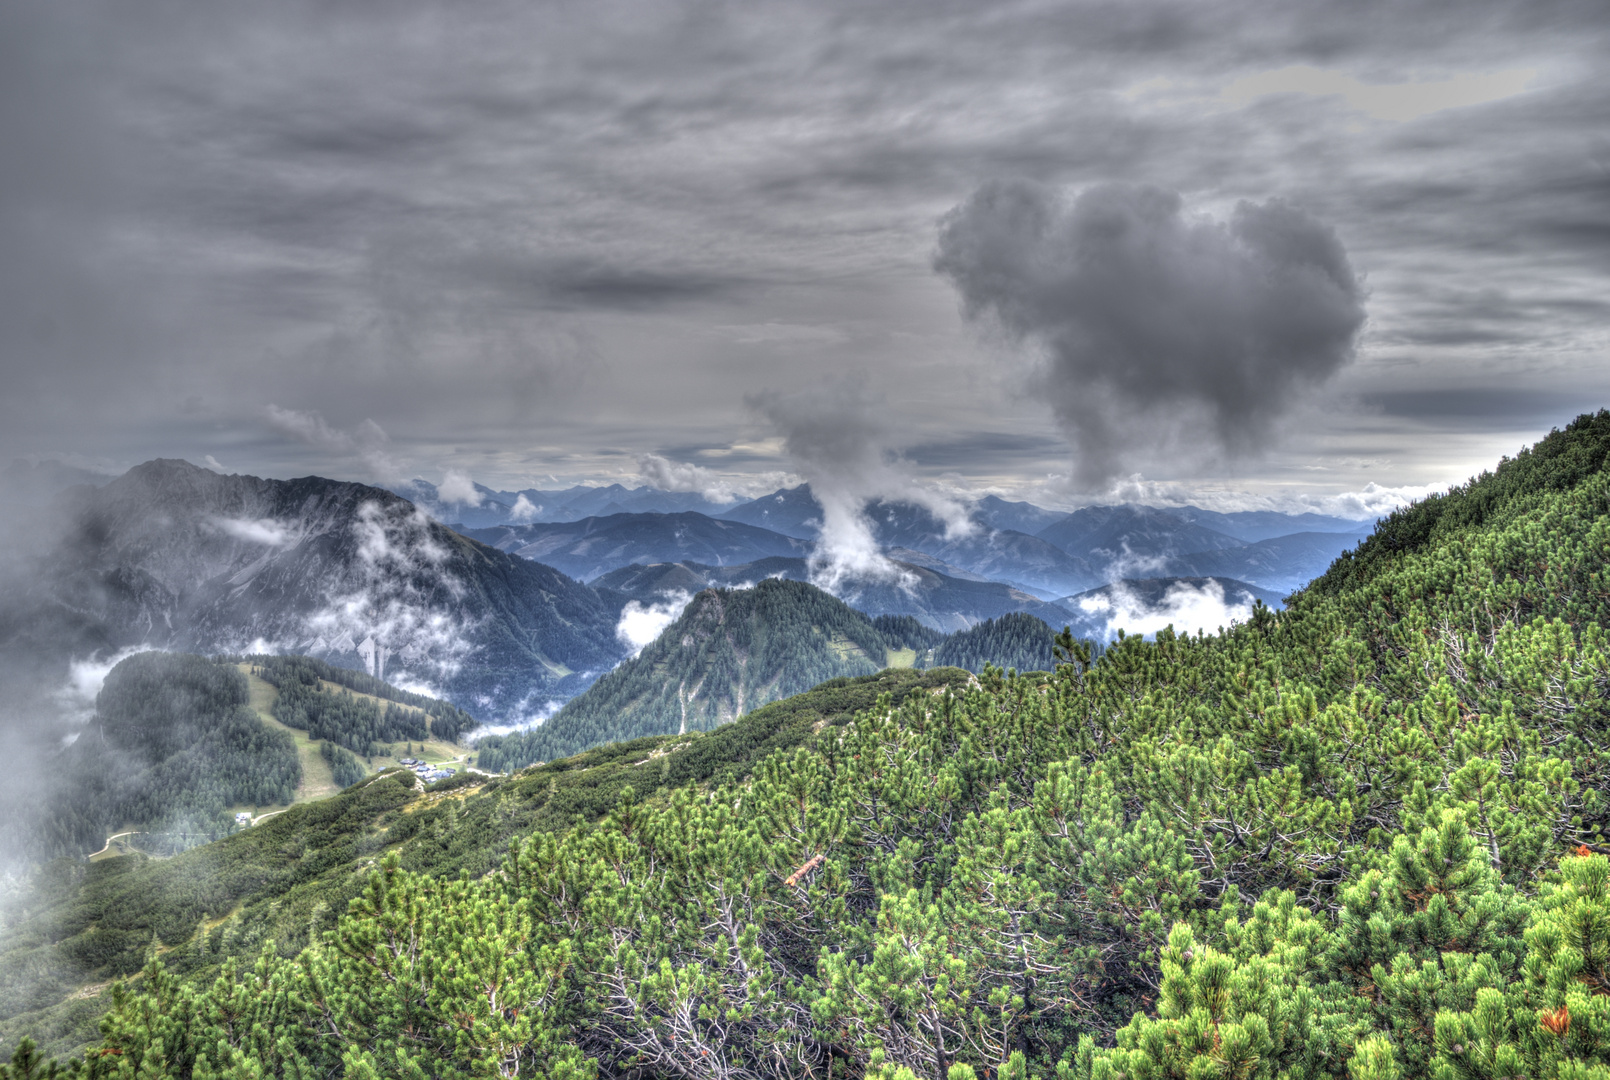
<box><xmin>435</xmin><ymin>479</ymin><xmax>1372</xmax><ymax>601</ymax></box>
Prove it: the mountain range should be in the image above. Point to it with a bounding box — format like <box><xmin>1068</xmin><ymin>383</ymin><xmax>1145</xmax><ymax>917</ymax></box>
<box><xmin>436</xmin><ymin>482</ymin><xmax>1369</xmax><ymax>603</ymax></box>
<box><xmin>11</xmin><ymin>416</ymin><xmax>1609</xmax><ymax>1074</ymax></box>
<box><xmin>456</xmin><ymin>513</ymin><xmax>809</xmax><ymax>581</ymax></box>
<box><xmin>0</xmin><ymin>459</ymin><xmax>627</xmax><ymax>716</ymax></box>
<box><xmin>0</xmin><ymin>458</ymin><xmax>1370</xmax><ymax>736</ymax></box>
<box><xmin>712</xmin><ymin>485</ymin><xmax>1367</xmax><ymax>596</ymax></box>
<box><xmin>390</xmin><ymin>478</ymin><xmax>733</xmax><ymax>528</ymax></box>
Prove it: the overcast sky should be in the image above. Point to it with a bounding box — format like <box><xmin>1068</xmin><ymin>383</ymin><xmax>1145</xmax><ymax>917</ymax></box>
<box><xmin>3</xmin><ymin>0</ymin><xmax>1607</xmax><ymax>515</ymax></box>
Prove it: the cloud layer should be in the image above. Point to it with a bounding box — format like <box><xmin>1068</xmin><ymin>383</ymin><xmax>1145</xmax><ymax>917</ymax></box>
<box><xmin>0</xmin><ymin>0</ymin><xmax>1605</xmax><ymax>504</ymax></box>
<box><xmin>615</xmin><ymin>590</ymin><xmax>694</xmax><ymax>656</ymax></box>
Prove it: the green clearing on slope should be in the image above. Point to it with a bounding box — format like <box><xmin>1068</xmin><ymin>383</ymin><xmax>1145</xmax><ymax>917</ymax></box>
<box><xmin>241</xmin><ymin>667</ymin><xmax>337</xmax><ymax>803</ymax></box>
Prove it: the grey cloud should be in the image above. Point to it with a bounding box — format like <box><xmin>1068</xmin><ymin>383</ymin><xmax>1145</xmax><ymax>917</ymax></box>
<box><xmin>935</xmin><ymin>180</ymin><xmax>1366</xmax><ymax>486</ymax></box>
<box><xmin>747</xmin><ymin>380</ymin><xmax>975</xmax><ymax>589</ymax></box>
<box><xmin>468</xmin><ymin>255</ymin><xmax>748</xmax><ymax>311</ymax></box>
<box><xmin>902</xmin><ymin>432</ymin><xmax>1068</xmax><ymax>469</ymax></box>
<box><xmin>1</xmin><ymin>0</ymin><xmax>1608</xmax><ymax>496</ymax></box>
<box><xmin>1364</xmin><ymin>388</ymin><xmax>1589</xmax><ymax>425</ymax></box>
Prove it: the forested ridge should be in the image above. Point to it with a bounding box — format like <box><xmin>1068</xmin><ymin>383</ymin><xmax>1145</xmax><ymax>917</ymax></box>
<box><xmin>478</xmin><ymin>582</ymin><xmax>1054</xmax><ymax>773</ymax></box>
<box><xmin>39</xmin><ymin>654</ymin><xmax>300</xmax><ymax>859</ymax></box>
<box><xmin>7</xmin><ymin>412</ymin><xmax>1610</xmax><ymax>1079</ymax></box>
<box><xmin>931</xmin><ymin>611</ymin><xmax>1061</xmax><ymax>674</ymax></box>
<box><xmin>478</xmin><ymin>579</ymin><xmax>913</xmax><ymax>772</ymax></box>
<box><xmin>30</xmin><ymin>652</ymin><xmax>482</xmax><ymax>864</ymax></box>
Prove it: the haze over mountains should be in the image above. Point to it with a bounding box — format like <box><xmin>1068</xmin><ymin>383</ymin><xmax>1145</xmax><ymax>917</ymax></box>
<box><xmin>0</xmin><ymin>458</ymin><xmax>1373</xmax><ymax>748</ymax></box>
<box><xmin>0</xmin><ymin>453</ymin><xmax>1340</xmax><ymax>857</ymax></box>
<box><xmin>436</xmin><ymin>479</ymin><xmax>1370</xmax><ymax>600</ymax></box>
<box><xmin>593</xmin><ymin>556</ymin><xmax>1075</xmax><ymax>634</ymax></box>
<box><xmin>458</xmin><ymin>514</ymin><xmax>810</xmax><ymax>582</ymax></box>
<box><xmin>0</xmin><ymin>459</ymin><xmax>628</xmax><ymax>718</ymax></box>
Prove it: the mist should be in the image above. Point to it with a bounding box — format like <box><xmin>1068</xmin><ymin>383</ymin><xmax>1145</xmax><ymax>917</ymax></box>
<box><xmin>615</xmin><ymin>590</ymin><xmax>694</xmax><ymax>656</ymax></box>
<box><xmin>748</xmin><ymin>381</ymin><xmax>975</xmax><ymax>594</ymax></box>
<box><xmin>0</xmin><ymin>479</ymin><xmax>116</xmax><ymax>869</ymax></box>
<box><xmin>1076</xmin><ymin>578</ymin><xmax>1257</xmax><ymax>641</ymax></box>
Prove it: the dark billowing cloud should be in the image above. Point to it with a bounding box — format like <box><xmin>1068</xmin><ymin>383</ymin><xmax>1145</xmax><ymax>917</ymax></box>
<box><xmin>935</xmin><ymin>181</ymin><xmax>1366</xmax><ymax>486</ymax></box>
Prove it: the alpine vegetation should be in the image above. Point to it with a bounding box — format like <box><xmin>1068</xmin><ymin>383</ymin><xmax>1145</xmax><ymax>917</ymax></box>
<box><xmin>6</xmin><ymin>413</ymin><xmax>1610</xmax><ymax>1079</ymax></box>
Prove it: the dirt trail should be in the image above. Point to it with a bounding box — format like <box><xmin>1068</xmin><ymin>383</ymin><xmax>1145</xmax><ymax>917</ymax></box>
<box><xmin>88</xmin><ymin>831</ymin><xmax>141</xmax><ymax>858</ymax></box>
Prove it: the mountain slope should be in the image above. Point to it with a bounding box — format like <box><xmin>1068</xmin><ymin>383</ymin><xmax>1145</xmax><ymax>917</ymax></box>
<box><xmin>972</xmin><ymin>494</ymin><xmax>1067</xmax><ymax>535</ymax></box>
<box><xmin>717</xmin><ymin>484</ymin><xmax>823</xmax><ymax>538</ymax></box>
<box><xmin>44</xmin><ymin>652</ymin><xmax>300</xmax><ymax>858</ymax></box>
<box><xmin>458</xmin><ymin>512</ymin><xmax>808</xmax><ymax>581</ymax></box>
<box><xmin>1156</xmin><ymin>505</ymin><xmax>1369</xmax><ymax>542</ymax></box>
<box><xmin>0</xmin><ymin>460</ymin><xmax>626</xmax><ymax>716</ymax></box>
<box><xmin>481</xmin><ymin>578</ymin><xmax>902</xmax><ymax>765</ymax></box>
<box><xmin>0</xmin><ymin>666</ymin><xmax>972</xmax><ymax>1061</ymax></box>
<box><xmin>1157</xmin><ymin>529</ymin><xmax>1373</xmax><ymax>594</ymax></box>
<box><xmin>390</xmin><ymin>479</ymin><xmax>732</xmax><ymax>527</ymax></box>
<box><xmin>930</xmin><ymin>611</ymin><xmax>1059</xmax><ymax>673</ymax></box>
<box><xmin>1035</xmin><ymin>503</ymin><xmax>1247</xmax><ymax>567</ymax></box>
<box><xmin>387</xmin><ymin>478</ymin><xmax>518</xmax><ymax>528</ymax></box>
<box><xmin>912</xmin><ymin>527</ymin><xmax>1100</xmax><ymax>596</ymax></box>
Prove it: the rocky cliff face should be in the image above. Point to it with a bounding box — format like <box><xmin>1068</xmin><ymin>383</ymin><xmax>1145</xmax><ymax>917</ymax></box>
<box><xmin>3</xmin><ymin>460</ymin><xmax>626</xmax><ymax>720</ymax></box>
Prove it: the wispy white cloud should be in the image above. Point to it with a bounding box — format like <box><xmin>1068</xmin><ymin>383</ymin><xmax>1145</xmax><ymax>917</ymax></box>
<box><xmin>469</xmin><ymin>695</ymin><xmax>562</xmax><ymax>739</ymax></box>
<box><xmin>213</xmin><ymin>516</ymin><xmax>298</xmax><ymax>547</ymax></box>
<box><xmin>615</xmin><ymin>590</ymin><xmax>693</xmax><ymax>656</ymax></box>
<box><xmin>53</xmin><ymin>646</ymin><xmax>153</xmax><ymax>729</ymax></box>
<box><xmin>635</xmin><ymin>453</ymin><xmax>785</xmax><ymax>503</ymax></box>
<box><xmin>748</xmin><ymin>379</ymin><xmax>976</xmax><ymax>595</ymax></box>
<box><xmin>265</xmin><ymin>406</ymin><xmax>399</xmax><ymax>481</ymax></box>
<box><xmin>1078</xmin><ymin>579</ymin><xmax>1254</xmax><ymax>640</ymax></box>
<box><xmin>509</xmin><ymin>493</ymin><xmax>539</xmax><ymax>522</ymax></box>
<box><xmin>1090</xmin><ymin>473</ymin><xmax>1438</xmax><ymax>521</ymax></box>
<box><xmin>301</xmin><ymin>500</ymin><xmax>475</xmax><ymax>683</ymax></box>
<box><xmin>436</xmin><ymin>469</ymin><xmax>484</xmax><ymax>507</ymax></box>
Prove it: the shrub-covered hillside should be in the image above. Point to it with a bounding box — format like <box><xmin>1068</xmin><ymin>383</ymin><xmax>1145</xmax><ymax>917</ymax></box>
<box><xmin>0</xmin><ymin>668</ymin><xmax>971</xmax><ymax>1063</ymax></box>
<box><xmin>12</xmin><ymin>413</ymin><xmax>1610</xmax><ymax>1079</ymax></box>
